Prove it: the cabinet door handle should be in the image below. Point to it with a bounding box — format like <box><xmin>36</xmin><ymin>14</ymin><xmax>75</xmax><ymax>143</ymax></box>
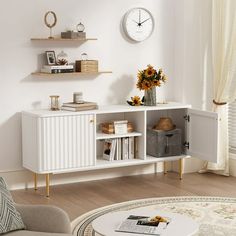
<box><xmin>90</xmin><ymin>119</ymin><xmax>94</xmax><ymax>123</ymax></box>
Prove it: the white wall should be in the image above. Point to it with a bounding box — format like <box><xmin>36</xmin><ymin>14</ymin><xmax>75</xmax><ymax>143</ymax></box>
<box><xmin>0</xmin><ymin>0</ymin><xmax>177</xmax><ymax>188</ymax></box>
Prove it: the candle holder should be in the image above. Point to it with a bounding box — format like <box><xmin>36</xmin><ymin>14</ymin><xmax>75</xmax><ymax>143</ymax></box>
<box><xmin>50</xmin><ymin>95</ymin><xmax>60</xmax><ymax>111</ymax></box>
<box><xmin>73</xmin><ymin>92</ymin><xmax>83</xmax><ymax>104</ymax></box>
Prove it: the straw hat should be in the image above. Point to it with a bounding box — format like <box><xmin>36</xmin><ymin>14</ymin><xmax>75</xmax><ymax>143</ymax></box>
<box><xmin>153</xmin><ymin>117</ymin><xmax>176</xmax><ymax>131</ymax></box>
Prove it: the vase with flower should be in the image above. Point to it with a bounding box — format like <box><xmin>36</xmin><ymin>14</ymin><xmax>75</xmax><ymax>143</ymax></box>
<box><xmin>136</xmin><ymin>65</ymin><xmax>167</xmax><ymax>106</ymax></box>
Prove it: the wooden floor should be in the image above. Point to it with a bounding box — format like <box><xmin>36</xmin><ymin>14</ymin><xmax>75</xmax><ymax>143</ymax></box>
<box><xmin>11</xmin><ymin>172</ymin><xmax>236</xmax><ymax>221</ymax></box>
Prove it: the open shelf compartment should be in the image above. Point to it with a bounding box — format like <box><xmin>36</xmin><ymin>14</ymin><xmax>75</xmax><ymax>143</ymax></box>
<box><xmin>95</xmin><ymin>111</ymin><xmax>146</xmax><ymax>164</ymax></box>
<box><xmin>146</xmin><ymin>108</ymin><xmax>188</xmax><ymax>159</ymax></box>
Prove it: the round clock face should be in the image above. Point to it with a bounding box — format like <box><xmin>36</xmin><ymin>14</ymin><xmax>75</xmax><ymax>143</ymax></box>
<box><xmin>123</xmin><ymin>8</ymin><xmax>154</xmax><ymax>42</ymax></box>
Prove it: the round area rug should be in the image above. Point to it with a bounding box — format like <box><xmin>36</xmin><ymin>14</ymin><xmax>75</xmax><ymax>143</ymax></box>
<box><xmin>72</xmin><ymin>196</ymin><xmax>236</xmax><ymax>236</ymax></box>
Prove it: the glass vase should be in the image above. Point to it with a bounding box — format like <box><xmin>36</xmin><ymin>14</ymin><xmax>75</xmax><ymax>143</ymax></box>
<box><xmin>144</xmin><ymin>87</ymin><xmax>156</xmax><ymax>106</ymax></box>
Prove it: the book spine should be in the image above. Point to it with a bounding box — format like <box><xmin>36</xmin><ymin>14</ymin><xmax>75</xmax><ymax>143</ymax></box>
<box><xmin>129</xmin><ymin>137</ymin><xmax>134</xmax><ymax>159</ymax></box>
<box><xmin>44</xmin><ymin>65</ymin><xmax>74</xmax><ymax>69</ymax></box>
<box><xmin>118</xmin><ymin>138</ymin><xmax>122</xmax><ymax>160</ymax></box>
<box><xmin>122</xmin><ymin>138</ymin><xmax>128</xmax><ymax>160</ymax></box>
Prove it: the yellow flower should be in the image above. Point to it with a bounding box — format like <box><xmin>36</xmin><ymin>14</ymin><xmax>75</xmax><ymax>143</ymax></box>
<box><xmin>131</xmin><ymin>96</ymin><xmax>142</xmax><ymax>106</ymax></box>
<box><xmin>145</xmin><ymin>68</ymin><xmax>155</xmax><ymax>78</ymax></box>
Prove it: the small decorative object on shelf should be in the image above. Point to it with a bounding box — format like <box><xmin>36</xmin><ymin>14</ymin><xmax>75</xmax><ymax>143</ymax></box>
<box><xmin>61</xmin><ymin>22</ymin><xmax>86</xmax><ymax>39</ymax></box>
<box><xmin>44</xmin><ymin>11</ymin><xmax>57</xmax><ymax>39</ymax></box>
<box><xmin>153</xmin><ymin>117</ymin><xmax>176</xmax><ymax>131</ymax></box>
<box><xmin>147</xmin><ymin>117</ymin><xmax>181</xmax><ymax>158</ymax></box>
<box><xmin>114</xmin><ymin>120</ymin><xmax>128</xmax><ymax>134</ymax></box>
<box><xmin>73</xmin><ymin>92</ymin><xmax>84</xmax><ymax>104</ymax></box>
<box><xmin>137</xmin><ymin>65</ymin><xmax>167</xmax><ymax>106</ymax></box>
<box><xmin>103</xmin><ymin>139</ymin><xmax>117</xmax><ymax>161</ymax></box>
<box><xmin>45</xmin><ymin>51</ymin><xmax>56</xmax><ymax>65</ymax></box>
<box><xmin>127</xmin><ymin>96</ymin><xmax>143</xmax><ymax>106</ymax></box>
<box><xmin>50</xmin><ymin>95</ymin><xmax>60</xmax><ymax>111</ymax></box>
<box><xmin>76</xmin><ymin>22</ymin><xmax>86</xmax><ymax>39</ymax></box>
<box><xmin>81</xmin><ymin>52</ymin><xmax>88</xmax><ymax>61</ymax></box>
<box><xmin>57</xmin><ymin>51</ymin><xmax>68</xmax><ymax>65</ymax></box>
<box><xmin>77</xmin><ymin>22</ymin><xmax>85</xmax><ymax>32</ymax></box>
<box><xmin>75</xmin><ymin>53</ymin><xmax>98</xmax><ymax>72</ymax></box>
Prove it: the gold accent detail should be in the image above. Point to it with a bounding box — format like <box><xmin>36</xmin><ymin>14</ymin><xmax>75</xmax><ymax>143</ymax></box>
<box><xmin>34</xmin><ymin>173</ymin><xmax>38</xmax><ymax>191</ymax></box>
<box><xmin>179</xmin><ymin>158</ymin><xmax>183</xmax><ymax>180</ymax></box>
<box><xmin>46</xmin><ymin>174</ymin><xmax>50</xmax><ymax>198</ymax></box>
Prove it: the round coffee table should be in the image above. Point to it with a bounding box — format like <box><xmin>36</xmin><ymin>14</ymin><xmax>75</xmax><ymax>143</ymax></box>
<box><xmin>92</xmin><ymin>210</ymin><xmax>199</xmax><ymax>236</ymax></box>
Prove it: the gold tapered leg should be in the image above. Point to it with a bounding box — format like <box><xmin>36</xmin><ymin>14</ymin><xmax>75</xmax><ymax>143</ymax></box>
<box><xmin>164</xmin><ymin>162</ymin><xmax>168</xmax><ymax>175</ymax></box>
<box><xmin>179</xmin><ymin>158</ymin><xmax>183</xmax><ymax>180</ymax></box>
<box><xmin>34</xmin><ymin>173</ymin><xmax>38</xmax><ymax>191</ymax></box>
<box><xmin>46</xmin><ymin>174</ymin><xmax>50</xmax><ymax>198</ymax></box>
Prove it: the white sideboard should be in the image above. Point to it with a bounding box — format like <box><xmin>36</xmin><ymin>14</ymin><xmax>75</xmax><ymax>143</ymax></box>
<box><xmin>22</xmin><ymin>102</ymin><xmax>220</xmax><ymax>197</ymax></box>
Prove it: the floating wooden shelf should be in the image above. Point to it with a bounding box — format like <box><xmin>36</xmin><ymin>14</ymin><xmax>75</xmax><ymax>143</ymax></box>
<box><xmin>31</xmin><ymin>71</ymin><xmax>112</xmax><ymax>77</ymax></box>
<box><xmin>31</xmin><ymin>37</ymin><xmax>97</xmax><ymax>42</ymax></box>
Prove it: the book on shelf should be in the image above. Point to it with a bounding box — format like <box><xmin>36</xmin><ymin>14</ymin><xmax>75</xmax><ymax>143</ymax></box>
<box><xmin>102</xmin><ymin>137</ymin><xmax>137</xmax><ymax>162</ymax></box>
<box><xmin>44</xmin><ymin>65</ymin><xmax>74</xmax><ymax>69</ymax></box>
<box><xmin>117</xmin><ymin>138</ymin><xmax>122</xmax><ymax>160</ymax></box>
<box><xmin>129</xmin><ymin>137</ymin><xmax>134</xmax><ymax>159</ymax></box>
<box><xmin>41</xmin><ymin>65</ymin><xmax>74</xmax><ymax>74</ymax></box>
<box><xmin>116</xmin><ymin>214</ymin><xmax>171</xmax><ymax>235</ymax></box>
<box><xmin>61</xmin><ymin>101</ymin><xmax>98</xmax><ymax>112</ymax></box>
<box><xmin>122</xmin><ymin>137</ymin><xmax>129</xmax><ymax>160</ymax></box>
<box><xmin>62</xmin><ymin>101</ymin><xmax>97</xmax><ymax>108</ymax></box>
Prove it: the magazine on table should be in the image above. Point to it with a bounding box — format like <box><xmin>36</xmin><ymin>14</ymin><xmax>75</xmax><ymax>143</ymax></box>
<box><xmin>116</xmin><ymin>214</ymin><xmax>171</xmax><ymax>235</ymax></box>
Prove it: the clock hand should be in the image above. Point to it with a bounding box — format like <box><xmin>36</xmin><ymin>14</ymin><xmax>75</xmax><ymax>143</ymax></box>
<box><xmin>140</xmin><ymin>18</ymin><xmax>150</xmax><ymax>25</ymax></box>
<box><xmin>139</xmin><ymin>9</ymin><xmax>141</xmax><ymax>24</ymax></box>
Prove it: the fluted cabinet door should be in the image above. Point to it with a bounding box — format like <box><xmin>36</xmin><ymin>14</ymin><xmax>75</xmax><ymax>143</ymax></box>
<box><xmin>38</xmin><ymin>114</ymin><xmax>95</xmax><ymax>172</ymax></box>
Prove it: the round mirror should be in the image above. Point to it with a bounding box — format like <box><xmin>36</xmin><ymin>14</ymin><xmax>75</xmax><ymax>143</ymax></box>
<box><xmin>44</xmin><ymin>11</ymin><xmax>57</xmax><ymax>38</ymax></box>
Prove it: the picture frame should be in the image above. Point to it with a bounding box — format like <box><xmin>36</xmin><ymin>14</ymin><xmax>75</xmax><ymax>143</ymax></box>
<box><xmin>103</xmin><ymin>139</ymin><xmax>117</xmax><ymax>161</ymax></box>
<box><xmin>45</xmin><ymin>51</ymin><xmax>56</xmax><ymax>65</ymax></box>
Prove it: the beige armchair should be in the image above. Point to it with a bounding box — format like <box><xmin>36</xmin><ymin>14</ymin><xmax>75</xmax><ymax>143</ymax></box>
<box><xmin>6</xmin><ymin>204</ymin><xmax>72</xmax><ymax>236</ymax></box>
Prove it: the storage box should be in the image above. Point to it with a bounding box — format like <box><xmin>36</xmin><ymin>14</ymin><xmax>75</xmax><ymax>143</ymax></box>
<box><xmin>75</xmin><ymin>60</ymin><xmax>98</xmax><ymax>72</ymax></box>
<box><xmin>147</xmin><ymin>128</ymin><xmax>182</xmax><ymax>157</ymax></box>
<box><xmin>101</xmin><ymin>122</ymin><xmax>134</xmax><ymax>134</ymax></box>
<box><xmin>61</xmin><ymin>31</ymin><xmax>86</xmax><ymax>39</ymax></box>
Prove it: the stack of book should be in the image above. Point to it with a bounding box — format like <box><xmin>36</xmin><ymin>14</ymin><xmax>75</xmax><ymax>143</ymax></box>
<box><xmin>41</xmin><ymin>65</ymin><xmax>74</xmax><ymax>74</ymax></box>
<box><xmin>61</xmin><ymin>102</ymin><xmax>98</xmax><ymax>112</ymax></box>
<box><xmin>102</xmin><ymin>137</ymin><xmax>137</xmax><ymax>161</ymax></box>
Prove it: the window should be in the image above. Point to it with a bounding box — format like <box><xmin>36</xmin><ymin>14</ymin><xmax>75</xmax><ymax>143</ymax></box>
<box><xmin>229</xmin><ymin>100</ymin><xmax>236</xmax><ymax>153</ymax></box>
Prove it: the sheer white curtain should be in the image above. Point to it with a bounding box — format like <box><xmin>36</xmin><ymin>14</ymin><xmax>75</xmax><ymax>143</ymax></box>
<box><xmin>205</xmin><ymin>0</ymin><xmax>236</xmax><ymax>175</ymax></box>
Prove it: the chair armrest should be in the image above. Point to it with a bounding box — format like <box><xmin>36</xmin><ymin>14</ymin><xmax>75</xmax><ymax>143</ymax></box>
<box><xmin>15</xmin><ymin>204</ymin><xmax>71</xmax><ymax>234</ymax></box>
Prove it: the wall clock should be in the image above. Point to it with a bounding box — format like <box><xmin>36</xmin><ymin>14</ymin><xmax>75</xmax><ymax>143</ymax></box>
<box><xmin>123</xmin><ymin>7</ymin><xmax>155</xmax><ymax>42</ymax></box>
